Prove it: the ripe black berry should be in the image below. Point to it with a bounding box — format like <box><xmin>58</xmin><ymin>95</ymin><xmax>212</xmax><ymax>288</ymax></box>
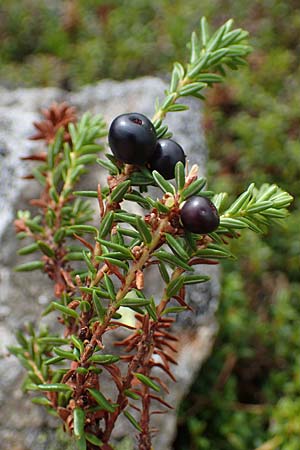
<box><xmin>180</xmin><ymin>196</ymin><xmax>220</xmax><ymax>234</ymax></box>
<box><xmin>108</xmin><ymin>113</ymin><xmax>157</xmax><ymax>165</ymax></box>
<box><xmin>149</xmin><ymin>138</ymin><xmax>186</xmax><ymax>180</ymax></box>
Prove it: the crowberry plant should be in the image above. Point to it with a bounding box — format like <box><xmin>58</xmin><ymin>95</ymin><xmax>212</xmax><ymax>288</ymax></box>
<box><xmin>10</xmin><ymin>17</ymin><xmax>292</xmax><ymax>450</ymax></box>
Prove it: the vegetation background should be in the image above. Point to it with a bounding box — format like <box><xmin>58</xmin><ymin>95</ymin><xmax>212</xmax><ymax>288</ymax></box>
<box><xmin>1</xmin><ymin>1</ymin><xmax>299</xmax><ymax>448</ymax></box>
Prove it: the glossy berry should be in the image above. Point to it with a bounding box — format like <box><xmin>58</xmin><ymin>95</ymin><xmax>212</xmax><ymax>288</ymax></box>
<box><xmin>108</xmin><ymin>113</ymin><xmax>157</xmax><ymax>165</ymax></box>
<box><xmin>180</xmin><ymin>195</ymin><xmax>220</xmax><ymax>234</ymax></box>
<box><xmin>149</xmin><ymin>138</ymin><xmax>186</xmax><ymax>180</ymax></box>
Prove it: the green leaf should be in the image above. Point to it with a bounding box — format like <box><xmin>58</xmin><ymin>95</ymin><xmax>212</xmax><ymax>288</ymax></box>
<box><xmin>110</xmin><ymin>180</ymin><xmax>131</xmax><ymax>203</ymax></box>
<box><xmin>114</xmin><ymin>212</ymin><xmax>138</xmax><ymax>226</ymax></box>
<box><xmin>124</xmin><ymin>193</ymin><xmax>151</xmax><ymax>209</ymax></box>
<box><xmin>96</xmin><ymin>238</ymin><xmax>132</xmax><ymax>258</ymax></box>
<box><xmin>88</xmin><ymin>354</ymin><xmax>120</xmax><ymax>364</ymax></box>
<box><xmin>165</xmin><ymin>233</ymin><xmax>190</xmax><ymax>259</ymax></box>
<box><xmin>37</xmin><ymin>383</ymin><xmax>72</xmax><ymax>392</ymax></box>
<box><xmin>15</xmin><ymin>261</ymin><xmax>44</xmax><ymax>272</ymax></box>
<box><xmin>96</xmin><ymin>256</ymin><xmax>128</xmax><ymax>270</ymax></box>
<box><xmin>179</xmin><ymin>82</ymin><xmax>206</xmax><ymax>96</ymax></box>
<box><xmin>87</xmin><ymin>388</ymin><xmax>116</xmax><ymax>412</ymax></box>
<box><xmin>200</xmin><ymin>16</ymin><xmax>209</xmax><ymax>47</ymax></box>
<box><xmin>37</xmin><ymin>337</ymin><xmax>69</xmax><ymax>346</ymax></box>
<box><xmin>246</xmin><ymin>201</ymin><xmax>273</xmax><ymax>214</ymax></box>
<box><xmin>97</xmin><ymin>158</ymin><xmax>119</xmax><ymax>175</ymax></box>
<box><xmin>104</xmin><ymin>274</ymin><xmax>115</xmax><ymax>299</ymax></box>
<box><xmin>167</xmin><ymin>103</ymin><xmax>189</xmax><ymax>112</ymax></box>
<box><xmin>159</xmin><ymin>262</ymin><xmax>170</xmax><ymax>283</ymax></box>
<box><xmin>133</xmin><ymin>373</ymin><xmax>160</xmax><ymax>392</ymax></box>
<box><xmin>183</xmin><ymin>274</ymin><xmax>210</xmax><ymax>284</ymax></box>
<box><xmin>220</xmin><ymin>217</ymin><xmax>249</xmax><ymax>229</ymax></box>
<box><xmin>175</xmin><ymin>161</ymin><xmax>186</xmax><ymax>191</ymax></box>
<box><xmin>124</xmin><ymin>410</ymin><xmax>142</xmax><ymax>432</ymax></box>
<box><xmin>153</xmin><ymin>250</ymin><xmax>192</xmax><ymax>271</ymax></box>
<box><xmin>163</xmin><ymin>306</ymin><xmax>187</xmax><ymax>314</ymax></box>
<box><xmin>31</xmin><ymin>396</ymin><xmax>52</xmax><ymax>406</ymax></box>
<box><xmin>135</xmin><ymin>217</ymin><xmax>152</xmax><ymax>245</ymax></box>
<box><xmin>73</xmin><ymin>408</ymin><xmax>85</xmax><ymax>439</ymax></box>
<box><xmin>119</xmin><ymin>297</ymin><xmax>151</xmax><ymax>307</ymax></box>
<box><xmin>82</xmin><ymin>251</ymin><xmax>96</xmax><ymax>275</ymax></box>
<box><xmin>98</xmin><ymin>211</ymin><xmax>114</xmax><ymax>238</ymax></box>
<box><xmin>124</xmin><ymin>389</ymin><xmax>140</xmax><ymax>400</ymax></box>
<box><xmin>85</xmin><ymin>433</ymin><xmax>103</xmax><ymax>446</ymax></box>
<box><xmin>44</xmin><ymin>356</ymin><xmax>64</xmax><ymax>366</ymax></box>
<box><xmin>18</xmin><ymin>243</ymin><xmax>39</xmax><ymax>255</ymax></box>
<box><xmin>68</xmin><ymin>225</ymin><xmax>98</xmax><ymax>234</ymax></box>
<box><xmin>50</xmin><ymin>302</ymin><xmax>79</xmax><ymax>319</ymax></box>
<box><xmin>73</xmin><ymin>190</ymin><xmax>98</xmax><ymax>198</ymax></box>
<box><xmin>226</xmin><ymin>183</ymin><xmax>254</xmax><ymax>214</ymax></box>
<box><xmin>53</xmin><ymin>347</ymin><xmax>79</xmax><ymax>361</ymax></box>
<box><xmin>71</xmin><ymin>335</ymin><xmax>84</xmax><ymax>354</ymax></box>
<box><xmin>152</xmin><ymin>170</ymin><xmax>175</xmax><ymax>194</ymax></box>
<box><xmin>76</xmin><ymin>435</ymin><xmax>87</xmax><ymax>450</ymax></box>
<box><xmin>37</xmin><ymin>241</ymin><xmax>55</xmax><ymax>257</ymax></box>
<box><xmin>92</xmin><ymin>291</ymin><xmax>106</xmax><ymax>322</ymax></box>
<box><xmin>166</xmin><ymin>276</ymin><xmax>185</xmax><ymax>297</ymax></box>
<box><xmin>181</xmin><ymin>178</ymin><xmax>206</xmax><ymax>200</ymax></box>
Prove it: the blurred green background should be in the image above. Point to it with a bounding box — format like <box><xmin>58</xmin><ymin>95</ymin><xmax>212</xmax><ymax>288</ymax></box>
<box><xmin>1</xmin><ymin>1</ymin><xmax>300</xmax><ymax>448</ymax></box>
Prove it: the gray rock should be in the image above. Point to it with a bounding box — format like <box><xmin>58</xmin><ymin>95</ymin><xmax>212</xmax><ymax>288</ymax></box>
<box><xmin>0</xmin><ymin>78</ymin><xmax>219</xmax><ymax>450</ymax></box>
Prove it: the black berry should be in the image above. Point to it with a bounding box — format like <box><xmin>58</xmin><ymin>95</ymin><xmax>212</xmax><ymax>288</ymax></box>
<box><xmin>108</xmin><ymin>113</ymin><xmax>157</xmax><ymax>165</ymax></box>
<box><xmin>180</xmin><ymin>195</ymin><xmax>220</xmax><ymax>234</ymax></box>
<box><xmin>149</xmin><ymin>138</ymin><xmax>186</xmax><ymax>180</ymax></box>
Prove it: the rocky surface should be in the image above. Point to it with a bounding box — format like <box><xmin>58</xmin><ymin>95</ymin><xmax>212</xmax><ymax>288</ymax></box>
<box><xmin>0</xmin><ymin>78</ymin><xmax>219</xmax><ymax>450</ymax></box>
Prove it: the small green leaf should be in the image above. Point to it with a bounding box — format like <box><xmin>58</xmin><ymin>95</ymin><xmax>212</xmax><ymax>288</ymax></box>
<box><xmin>71</xmin><ymin>335</ymin><xmax>84</xmax><ymax>354</ymax></box>
<box><xmin>18</xmin><ymin>243</ymin><xmax>39</xmax><ymax>255</ymax></box>
<box><xmin>76</xmin><ymin>435</ymin><xmax>87</xmax><ymax>450</ymax></box>
<box><xmin>181</xmin><ymin>178</ymin><xmax>206</xmax><ymax>200</ymax></box>
<box><xmin>133</xmin><ymin>373</ymin><xmax>160</xmax><ymax>392</ymax></box>
<box><xmin>96</xmin><ymin>256</ymin><xmax>128</xmax><ymax>270</ymax></box>
<box><xmin>85</xmin><ymin>433</ymin><xmax>103</xmax><ymax>446</ymax></box>
<box><xmin>153</xmin><ymin>250</ymin><xmax>192</xmax><ymax>271</ymax></box>
<box><xmin>51</xmin><ymin>301</ymin><xmax>79</xmax><ymax>319</ymax></box>
<box><xmin>220</xmin><ymin>217</ymin><xmax>248</xmax><ymax>229</ymax></box>
<box><xmin>183</xmin><ymin>274</ymin><xmax>210</xmax><ymax>284</ymax></box>
<box><xmin>73</xmin><ymin>190</ymin><xmax>98</xmax><ymax>198</ymax></box>
<box><xmin>87</xmin><ymin>388</ymin><xmax>116</xmax><ymax>412</ymax></box>
<box><xmin>92</xmin><ymin>291</ymin><xmax>106</xmax><ymax>321</ymax></box>
<box><xmin>175</xmin><ymin>161</ymin><xmax>186</xmax><ymax>191</ymax></box>
<box><xmin>119</xmin><ymin>297</ymin><xmax>151</xmax><ymax>307</ymax></box>
<box><xmin>44</xmin><ymin>356</ymin><xmax>64</xmax><ymax>366</ymax></box>
<box><xmin>152</xmin><ymin>170</ymin><xmax>175</xmax><ymax>194</ymax></box>
<box><xmin>31</xmin><ymin>396</ymin><xmax>52</xmax><ymax>406</ymax></box>
<box><xmin>124</xmin><ymin>193</ymin><xmax>151</xmax><ymax>209</ymax></box>
<box><xmin>110</xmin><ymin>180</ymin><xmax>131</xmax><ymax>203</ymax></box>
<box><xmin>166</xmin><ymin>276</ymin><xmax>185</xmax><ymax>297</ymax></box>
<box><xmin>15</xmin><ymin>261</ymin><xmax>44</xmax><ymax>272</ymax></box>
<box><xmin>123</xmin><ymin>410</ymin><xmax>142</xmax><ymax>432</ymax></box>
<box><xmin>37</xmin><ymin>383</ymin><xmax>72</xmax><ymax>392</ymax></box>
<box><xmin>163</xmin><ymin>306</ymin><xmax>187</xmax><ymax>314</ymax></box>
<box><xmin>97</xmin><ymin>238</ymin><xmax>132</xmax><ymax>258</ymax></box>
<box><xmin>135</xmin><ymin>217</ymin><xmax>152</xmax><ymax>244</ymax></box>
<box><xmin>103</xmin><ymin>274</ymin><xmax>116</xmax><ymax>299</ymax></box>
<box><xmin>68</xmin><ymin>225</ymin><xmax>98</xmax><ymax>234</ymax></box>
<box><xmin>99</xmin><ymin>211</ymin><xmax>114</xmax><ymax>238</ymax></box>
<box><xmin>82</xmin><ymin>251</ymin><xmax>96</xmax><ymax>275</ymax></box>
<box><xmin>165</xmin><ymin>233</ymin><xmax>190</xmax><ymax>259</ymax></box>
<box><xmin>97</xmin><ymin>157</ymin><xmax>119</xmax><ymax>175</ymax></box>
<box><xmin>114</xmin><ymin>212</ymin><xmax>138</xmax><ymax>225</ymax></box>
<box><xmin>88</xmin><ymin>354</ymin><xmax>120</xmax><ymax>364</ymax></box>
<box><xmin>37</xmin><ymin>337</ymin><xmax>69</xmax><ymax>346</ymax></box>
<box><xmin>73</xmin><ymin>407</ymin><xmax>85</xmax><ymax>439</ymax></box>
<box><xmin>37</xmin><ymin>241</ymin><xmax>55</xmax><ymax>257</ymax></box>
<box><xmin>53</xmin><ymin>347</ymin><xmax>79</xmax><ymax>361</ymax></box>
<box><xmin>124</xmin><ymin>389</ymin><xmax>140</xmax><ymax>400</ymax></box>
